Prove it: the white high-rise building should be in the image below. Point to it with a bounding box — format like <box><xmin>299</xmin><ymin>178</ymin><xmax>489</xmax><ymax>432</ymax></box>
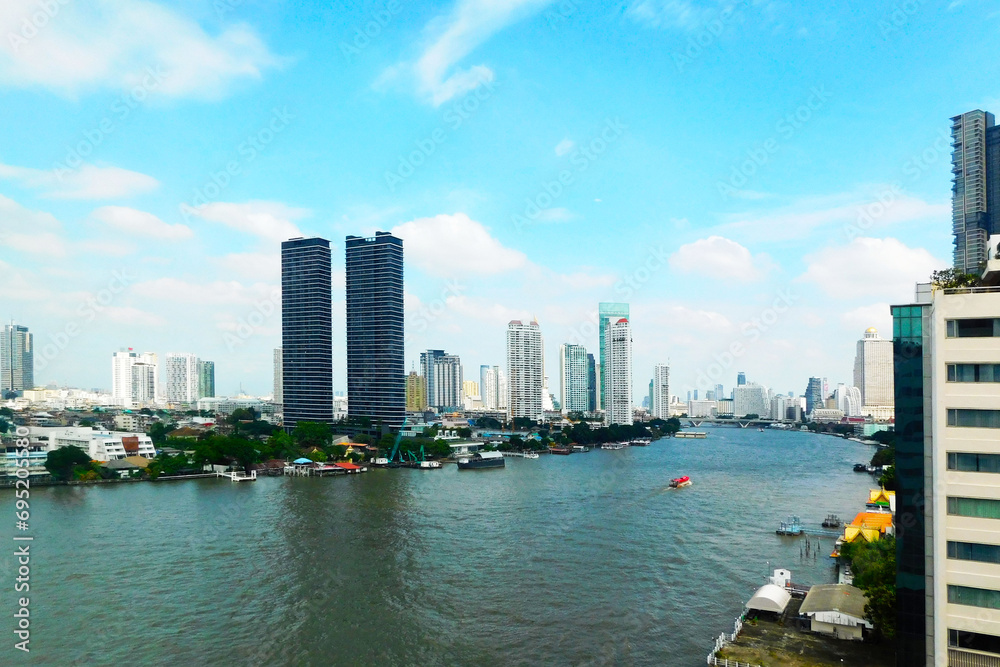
<box><xmin>497</xmin><ymin>368</ymin><xmax>508</xmax><ymax>411</ymax></box>
<box><xmin>506</xmin><ymin>320</ymin><xmax>543</xmax><ymax>421</ymax></box>
<box><xmin>481</xmin><ymin>365</ymin><xmax>498</xmax><ymax>410</ymax></box>
<box><xmin>834</xmin><ymin>383</ymin><xmax>863</xmax><ymax>417</ymax></box>
<box><xmin>166</xmin><ymin>353</ymin><xmax>200</xmax><ymax>404</ymax></box>
<box><xmin>111</xmin><ymin>349</ymin><xmax>158</xmax><ymax>408</ymax></box>
<box><xmin>558</xmin><ymin>344</ymin><xmax>589</xmax><ymax>414</ymax></box>
<box><xmin>131</xmin><ymin>363</ymin><xmax>157</xmax><ymax>405</ymax></box>
<box><xmin>1</xmin><ymin>322</ymin><xmax>33</xmax><ymax>394</ymax></box>
<box><xmin>733</xmin><ymin>383</ymin><xmax>769</xmax><ymax>418</ymax></box>
<box><xmin>603</xmin><ymin>317</ymin><xmax>632</xmax><ymax>426</ymax></box>
<box><xmin>273</xmin><ymin>348</ymin><xmax>283</xmax><ymax>404</ymax></box>
<box><xmin>853</xmin><ymin>327</ymin><xmax>894</xmax><ymax>417</ymax></box>
<box><xmin>651</xmin><ymin>362</ymin><xmax>670</xmax><ymax>419</ymax></box>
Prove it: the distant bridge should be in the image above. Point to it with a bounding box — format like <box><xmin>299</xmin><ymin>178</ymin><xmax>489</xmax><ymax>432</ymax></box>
<box><xmin>685</xmin><ymin>418</ymin><xmax>799</xmax><ymax>429</ymax></box>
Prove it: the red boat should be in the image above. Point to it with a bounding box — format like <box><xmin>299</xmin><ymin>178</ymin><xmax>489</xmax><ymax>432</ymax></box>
<box><xmin>669</xmin><ymin>476</ymin><xmax>692</xmax><ymax>488</ymax></box>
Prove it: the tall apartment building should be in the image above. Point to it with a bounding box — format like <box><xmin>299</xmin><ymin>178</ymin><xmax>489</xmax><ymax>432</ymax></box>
<box><xmin>854</xmin><ymin>327</ymin><xmax>894</xmax><ymax>420</ymax></box>
<box><xmin>281</xmin><ymin>237</ymin><xmax>334</xmax><ymax>427</ymax></box>
<box><xmin>165</xmin><ymin>353</ymin><xmax>199</xmax><ymax>403</ymax></box>
<box><xmin>805</xmin><ymin>376</ymin><xmax>823</xmax><ymax>415</ymax></box>
<box><xmin>1</xmin><ymin>322</ymin><xmax>33</xmax><ymax>395</ymax></box>
<box><xmin>952</xmin><ymin>110</ymin><xmax>1000</xmax><ymax>273</ymax></box>
<box><xmin>893</xmin><ymin>272</ymin><xmax>1000</xmax><ymax>665</ymax></box>
<box><xmin>405</xmin><ymin>371</ymin><xmax>427</xmax><ymax>412</ymax></box>
<box><xmin>651</xmin><ymin>362</ymin><xmax>670</xmax><ymax>419</ymax></box>
<box><xmin>507</xmin><ymin>319</ymin><xmax>543</xmax><ymax>421</ymax></box>
<box><xmin>198</xmin><ymin>360</ymin><xmax>215</xmax><ymax>399</ymax></box>
<box><xmin>558</xmin><ymin>344</ymin><xmax>588</xmax><ymax>414</ymax></box>
<box><xmin>420</xmin><ymin>350</ymin><xmax>462</xmax><ymax>411</ymax></box>
<box><xmin>603</xmin><ymin>317</ymin><xmax>632</xmax><ymax>426</ymax></box>
<box><xmin>598</xmin><ymin>302</ymin><xmax>629</xmax><ymax>413</ymax></box>
<box><xmin>480</xmin><ymin>365</ymin><xmax>498</xmax><ymax>410</ymax></box>
<box><xmin>111</xmin><ymin>349</ymin><xmax>159</xmax><ymax>408</ymax></box>
<box><xmin>346</xmin><ymin>232</ymin><xmax>404</xmax><ymax>429</ymax></box>
<box><xmin>587</xmin><ymin>353</ymin><xmax>598</xmax><ymax>413</ymax></box>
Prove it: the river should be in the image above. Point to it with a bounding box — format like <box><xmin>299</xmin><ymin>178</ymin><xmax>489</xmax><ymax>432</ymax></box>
<box><xmin>1</xmin><ymin>428</ymin><xmax>879</xmax><ymax>666</ymax></box>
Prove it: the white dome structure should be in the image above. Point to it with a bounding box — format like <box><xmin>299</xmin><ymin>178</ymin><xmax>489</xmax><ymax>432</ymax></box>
<box><xmin>747</xmin><ymin>583</ymin><xmax>792</xmax><ymax>614</ymax></box>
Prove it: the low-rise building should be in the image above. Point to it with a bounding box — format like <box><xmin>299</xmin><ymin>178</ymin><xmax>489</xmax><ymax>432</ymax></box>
<box><xmin>799</xmin><ymin>584</ymin><xmax>872</xmax><ymax>640</ymax></box>
<box><xmin>29</xmin><ymin>426</ymin><xmax>156</xmax><ymax>461</ymax></box>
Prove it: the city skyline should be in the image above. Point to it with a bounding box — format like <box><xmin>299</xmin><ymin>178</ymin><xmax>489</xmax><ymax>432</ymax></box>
<box><xmin>3</xmin><ymin>3</ymin><xmax>992</xmax><ymax>398</ymax></box>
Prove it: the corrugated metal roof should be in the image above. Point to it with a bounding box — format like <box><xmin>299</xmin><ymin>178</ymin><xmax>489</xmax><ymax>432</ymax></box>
<box><xmin>800</xmin><ymin>584</ymin><xmax>867</xmax><ymax>619</ymax></box>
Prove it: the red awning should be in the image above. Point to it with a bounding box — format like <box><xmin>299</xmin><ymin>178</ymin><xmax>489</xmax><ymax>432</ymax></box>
<box><xmin>334</xmin><ymin>462</ymin><xmax>362</xmax><ymax>470</ymax></box>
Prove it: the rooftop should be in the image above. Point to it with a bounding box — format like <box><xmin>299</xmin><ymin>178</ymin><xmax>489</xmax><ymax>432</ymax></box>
<box><xmin>799</xmin><ymin>584</ymin><xmax>868</xmax><ymax>620</ymax></box>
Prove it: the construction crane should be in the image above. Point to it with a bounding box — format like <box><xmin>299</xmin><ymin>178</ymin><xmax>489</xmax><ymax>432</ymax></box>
<box><xmin>386</xmin><ymin>417</ymin><xmax>408</xmax><ymax>464</ymax></box>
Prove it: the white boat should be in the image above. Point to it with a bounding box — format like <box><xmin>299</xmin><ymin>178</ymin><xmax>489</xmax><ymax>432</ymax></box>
<box><xmin>418</xmin><ymin>461</ymin><xmax>442</xmax><ymax>469</ymax></box>
<box><xmin>524</xmin><ymin>452</ymin><xmax>539</xmax><ymax>459</ymax></box>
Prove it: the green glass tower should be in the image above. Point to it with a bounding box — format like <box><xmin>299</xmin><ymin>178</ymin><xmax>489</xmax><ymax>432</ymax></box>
<box><xmin>598</xmin><ymin>302</ymin><xmax>629</xmax><ymax>411</ymax></box>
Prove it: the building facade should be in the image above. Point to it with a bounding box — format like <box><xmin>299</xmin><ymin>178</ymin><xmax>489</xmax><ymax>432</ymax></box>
<box><xmin>854</xmin><ymin>327</ymin><xmax>894</xmax><ymax>418</ymax></box>
<box><xmin>805</xmin><ymin>376</ymin><xmax>823</xmax><ymax>416</ymax></box>
<box><xmin>598</xmin><ymin>302</ymin><xmax>629</xmax><ymax>413</ymax></box>
<box><xmin>345</xmin><ymin>232</ymin><xmax>405</xmax><ymax>428</ymax></box>
<box><xmin>603</xmin><ymin>317</ymin><xmax>632</xmax><ymax>426</ymax></box>
<box><xmin>281</xmin><ymin>237</ymin><xmax>334</xmax><ymax>427</ymax></box>
<box><xmin>558</xmin><ymin>343</ymin><xmax>589</xmax><ymax>414</ymax></box>
<box><xmin>587</xmin><ymin>353</ymin><xmax>598</xmax><ymax>413</ymax></box>
<box><xmin>1</xmin><ymin>323</ymin><xmax>33</xmax><ymax>395</ymax></box>
<box><xmin>733</xmin><ymin>383</ymin><xmax>769</xmax><ymax>418</ymax></box>
<box><xmin>480</xmin><ymin>365</ymin><xmax>498</xmax><ymax>410</ymax></box>
<box><xmin>273</xmin><ymin>348</ymin><xmax>283</xmax><ymax>404</ymax></box>
<box><xmin>506</xmin><ymin>320</ymin><xmax>543</xmax><ymax>421</ymax></box>
<box><xmin>893</xmin><ymin>276</ymin><xmax>1000</xmax><ymax>665</ymax></box>
<box><xmin>651</xmin><ymin>362</ymin><xmax>670</xmax><ymax>419</ymax></box>
<box><xmin>198</xmin><ymin>360</ymin><xmax>215</xmax><ymax>399</ymax></box>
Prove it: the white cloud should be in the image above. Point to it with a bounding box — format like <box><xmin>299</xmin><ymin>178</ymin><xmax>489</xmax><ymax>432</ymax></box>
<box><xmin>92</xmin><ymin>206</ymin><xmax>193</xmax><ymax>240</ymax></box>
<box><xmin>131</xmin><ymin>277</ymin><xmax>278</xmax><ymax>306</ymax></box>
<box><xmin>0</xmin><ymin>162</ymin><xmax>159</xmax><ymax>199</ymax></box>
<box><xmin>191</xmin><ymin>201</ymin><xmax>307</xmax><ymax>243</ymax></box>
<box><xmin>554</xmin><ymin>138</ymin><xmax>575</xmax><ymax>156</ymax></box>
<box><xmin>392</xmin><ymin>212</ymin><xmax>528</xmax><ymax>276</ymax></box>
<box><xmin>0</xmin><ymin>0</ymin><xmax>284</xmax><ymax>99</ymax></box>
<box><xmin>627</xmin><ymin>0</ymin><xmax>714</xmax><ymax>30</ymax></box>
<box><xmin>798</xmin><ymin>237</ymin><xmax>944</xmax><ymax>300</ymax></box>
<box><xmin>669</xmin><ymin>236</ymin><xmax>770</xmax><ymax>281</ymax></box>
<box><xmin>378</xmin><ymin>0</ymin><xmax>549</xmax><ymax>105</ymax></box>
<box><xmin>718</xmin><ymin>189</ymin><xmax>949</xmax><ymax>242</ymax></box>
<box><xmin>533</xmin><ymin>207</ymin><xmax>574</xmax><ymax>223</ymax></box>
<box><xmin>5</xmin><ymin>232</ymin><xmax>69</xmax><ymax>257</ymax></box>
<box><xmin>213</xmin><ymin>252</ymin><xmax>280</xmax><ymax>281</ymax></box>
<box><xmin>0</xmin><ymin>194</ymin><xmax>60</xmax><ymax>231</ymax></box>
<box><xmin>842</xmin><ymin>303</ymin><xmax>892</xmax><ymax>336</ymax></box>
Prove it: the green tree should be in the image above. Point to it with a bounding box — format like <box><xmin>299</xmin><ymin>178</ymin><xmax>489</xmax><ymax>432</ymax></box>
<box><xmin>871</xmin><ymin>446</ymin><xmax>895</xmax><ymax>467</ymax></box>
<box><xmin>842</xmin><ymin>537</ymin><xmax>896</xmax><ymax>641</ymax></box>
<box><xmin>227</xmin><ymin>407</ymin><xmax>258</xmax><ymax>423</ymax></box>
<box><xmin>509</xmin><ymin>435</ymin><xmax>524</xmax><ymax>450</ymax></box>
<box><xmin>78</xmin><ymin>418</ymin><xmax>95</xmax><ymax>428</ymax></box>
<box><xmin>476</xmin><ymin>417</ymin><xmax>502</xmax><ymax>430</ymax></box>
<box><xmin>931</xmin><ymin>267</ymin><xmax>981</xmax><ymax>289</ymax></box>
<box><xmin>878</xmin><ymin>465</ymin><xmax>897</xmax><ymax>491</ymax></box>
<box><xmin>45</xmin><ymin>446</ymin><xmax>92</xmax><ymax>481</ymax></box>
<box><xmin>0</xmin><ymin>420</ymin><xmax>8</xmax><ymax>434</ymax></box>
<box><xmin>292</xmin><ymin>421</ymin><xmax>332</xmax><ymax>449</ymax></box>
<box><xmin>0</xmin><ymin>407</ymin><xmax>14</xmax><ymax>418</ymax></box>
<box><xmin>308</xmin><ymin>449</ymin><xmax>329</xmax><ymax>463</ymax></box>
<box><xmin>148</xmin><ymin>422</ymin><xmax>176</xmax><ymax>445</ymax></box>
<box><xmin>457</xmin><ymin>427</ymin><xmax>472</xmax><ymax>438</ymax></box>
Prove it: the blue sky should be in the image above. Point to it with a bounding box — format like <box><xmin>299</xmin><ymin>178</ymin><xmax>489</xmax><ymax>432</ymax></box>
<box><xmin>1</xmin><ymin>0</ymin><xmax>995</xmax><ymax>400</ymax></box>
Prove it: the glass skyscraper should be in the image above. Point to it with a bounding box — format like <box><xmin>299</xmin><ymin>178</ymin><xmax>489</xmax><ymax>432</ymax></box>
<box><xmin>952</xmin><ymin>109</ymin><xmax>1000</xmax><ymax>272</ymax></box>
<box><xmin>281</xmin><ymin>237</ymin><xmax>334</xmax><ymax>428</ymax></box>
<box><xmin>891</xmin><ymin>301</ymin><xmax>929</xmax><ymax>663</ymax></box>
<box><xmin>346</xmin><ymin>232</ymin><xmax>404</xmax><ymax>429</ymax></box>
<box><xmin>598</xmin><ymin>302</ymin><xmax>629</xmax><ymax>412</ymax></box>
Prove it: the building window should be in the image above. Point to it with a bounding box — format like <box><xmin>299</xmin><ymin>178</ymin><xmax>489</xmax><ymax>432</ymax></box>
<box><xmin>946</xmin><ymin>319</ymin><xmax>1000</xmax><ymax>338</ymax></box>
<box><xmin>948</xmin><ymin>409</ymin><xmax>1000</xmax><ymax>428</ymax></box>
<box><xmin>950</xmin><ymin>628</ymin><xmax>1000</xmax><ymax>655</ymax></box>
<box><xmin>947</xmin><ymin>364</ymin><xmax>1000</xmax><ymax>382</ymax></box>
<box><xmin>948</xmin><ymin>541</ymin><xmax>1000</xmax><ymax>564</ymax></box>
<box><xmin>948</xmin><ymin>585</ymin><xmax>1000</xmax><ymax>610</ymax></box>
<box><xmin>948</xmin><ymin>496</ymin><xmax>1000</xmax><ymax>519</ymax></box>
<box><xmin>948</xmin><ymin>452</ymin><xmax>1000</xmax><ymax>473</ymax></box>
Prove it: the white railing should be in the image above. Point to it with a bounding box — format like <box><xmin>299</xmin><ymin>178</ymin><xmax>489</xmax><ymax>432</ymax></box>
<box><xmin>706</xmin><ymin>613</ymin><xmax>762</xmax><ymax>667</ymax></box>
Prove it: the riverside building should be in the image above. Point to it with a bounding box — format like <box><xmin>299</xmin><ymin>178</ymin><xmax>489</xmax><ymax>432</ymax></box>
<box><xmin>893</xmin><ymin>257</ymin><xmax>1000</xmax><ymax>665</ymax></box>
